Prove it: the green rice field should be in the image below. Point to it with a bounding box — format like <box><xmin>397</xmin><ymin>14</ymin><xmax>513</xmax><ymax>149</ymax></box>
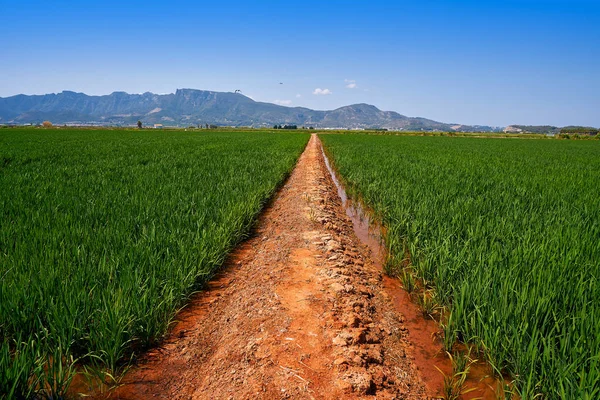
<box><xmin>320</xmin><ymin>133</ymin><xmax>600</xmax><ymax>399</ymax></box>
<box><xmin>0</xmin><ymin>128</ymin><xmax>309</xmax><ymax>398</ymax></box>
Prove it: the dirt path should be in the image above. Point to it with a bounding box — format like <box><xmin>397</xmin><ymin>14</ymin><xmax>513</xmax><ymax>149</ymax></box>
<box><xmin>105</xmin><ymin>134</ymin><xmax>428</xmax><ymax>399</ymax></box>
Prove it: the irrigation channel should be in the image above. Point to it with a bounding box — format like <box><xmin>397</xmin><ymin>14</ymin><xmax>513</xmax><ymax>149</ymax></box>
<box><xmin>320</xmin><ymin>137</ymin><xmax>499</xmax><ymax>399</ymax></box>
<box><xmin>79</xmin><ymin>134</ymin><xmax>498</xmax><ymax>399</ymax></box>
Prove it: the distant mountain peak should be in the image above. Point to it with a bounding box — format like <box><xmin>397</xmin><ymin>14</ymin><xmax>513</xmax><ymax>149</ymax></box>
<box><xmin>0</xmin><ymin>89</ymin><xmax>498</xmax><ymax>131</ymax></box>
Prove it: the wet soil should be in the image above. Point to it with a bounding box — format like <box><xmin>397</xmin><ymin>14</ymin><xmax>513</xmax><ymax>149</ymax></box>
<box><xmin>321</xmin><ymin>143</ymin><xmax>499</xmax><ymax>400</ymax></box>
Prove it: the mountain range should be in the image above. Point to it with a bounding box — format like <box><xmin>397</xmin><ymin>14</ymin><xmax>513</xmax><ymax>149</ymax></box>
<box><xmin>0</xmin><ymin>89</ymin><xmax>499</xmax><ymax>131</ymax></box>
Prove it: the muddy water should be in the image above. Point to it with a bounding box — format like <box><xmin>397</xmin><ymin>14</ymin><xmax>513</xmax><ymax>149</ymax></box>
<box><xmin>319</xmin><ymin>138</ymin><xmax>498</xmax><ymax>399</ymax></box>
<box><xmin>320</xmin><ymin>146</ymin><xmax>385</xmax><ymax>265</ymax></box>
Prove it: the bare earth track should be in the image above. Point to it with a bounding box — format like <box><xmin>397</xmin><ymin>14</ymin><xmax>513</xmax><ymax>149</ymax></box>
<box><xmin>104</xmin><ymin>134</ymin><xmax>429</xmax><ymax>399</ymax></box>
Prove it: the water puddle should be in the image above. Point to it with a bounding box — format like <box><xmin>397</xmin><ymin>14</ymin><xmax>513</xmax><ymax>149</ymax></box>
<box><xmin>319</xmin><ymin>138</ymin><xmax>499</xmax><ymax>399</ymax></box>
<box><xmin>320</xmin><ymin>146</ymin><xmax>385</xmax><ymax>265</ymax></box>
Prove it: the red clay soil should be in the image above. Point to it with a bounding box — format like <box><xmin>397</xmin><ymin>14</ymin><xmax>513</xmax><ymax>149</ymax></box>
<box><xmin>78</xmin><ymin>134</ymin><xmax>424</xmax><ymax>399</ymax></box>
<box><xmin>79</xmin><ymin>134</ymin><xmax>499</xmax><ymax>400</ymax></box>
<box><xmin>321</xmin><ymin>143</ymin><xmax>499</xmax><ymax>400</ymax></box>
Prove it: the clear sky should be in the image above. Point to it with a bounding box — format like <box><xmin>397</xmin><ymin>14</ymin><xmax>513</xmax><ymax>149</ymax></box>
<box><xmin>1</xmin><ymin>0</ymin><xmax>598</xmax><ymax>127</ymax></box>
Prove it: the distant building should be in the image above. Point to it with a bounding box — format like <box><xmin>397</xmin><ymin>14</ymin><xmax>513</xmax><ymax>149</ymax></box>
<box><xmin>503</xmin><ymin>125</ymin><xmax>523</xmax><ymax>133</ymax></box>
<box><xmin>154</xmin><ymin>124</ymin><xmax>163</xmax><ymax>129</ymax></box>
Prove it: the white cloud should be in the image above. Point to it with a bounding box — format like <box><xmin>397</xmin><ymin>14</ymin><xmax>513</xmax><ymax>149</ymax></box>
<box><xmin>313</xmin><ymin>88</ymin><xmax>332</xmax><ymax>96</ymax></box>
<box><xmin>345</xmin><ymin>79</ymin><xmax>357</xmax><ymax>89</ymax></box>
<box><xmin>274</xmin><ymin>99</ymin><xmax>292</xmax><ymax>106</ymax></box>
<box><xmin>296</xmin><ymin>94</ymin><xmax>302</xmax><ymax>98</ymax></box>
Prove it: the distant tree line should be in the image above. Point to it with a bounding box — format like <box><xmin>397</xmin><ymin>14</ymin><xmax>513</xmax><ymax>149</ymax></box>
<box><xmin>511</xmin><ymin>125</ymin><xmax>560</xmax><ymax>134</ymax></box>
<box><xmin>510</xmin><ymin>125</ymin><xmax>599</xmax><ymax>135</ymax></box>
<box><xmin>560</xmin><ymin>126</ymin><xmax>599</xmax><ymax>135</ymax></box>
<box><xmin>198</xmin><ymin>123</ymin><xmax>218</xmax><ymax>129</ymax></box>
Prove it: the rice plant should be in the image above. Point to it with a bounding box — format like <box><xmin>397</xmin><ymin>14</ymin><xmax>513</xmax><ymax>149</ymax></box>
<box><xmin>320</xmin><ymin>133</ymin><xmax>600</xmax><ymax>399</ymax></box>
<box><xmin>435</xmin><ymin>350</ymin><xmax>478</xmax><ymax>400</ymax></box>
<box><xmin>0</xmin><ymin>128</ymin><xmax>309</xmax><ymax>397</ymax></box>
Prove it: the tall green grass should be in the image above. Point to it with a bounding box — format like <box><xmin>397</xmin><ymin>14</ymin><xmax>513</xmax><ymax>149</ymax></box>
<box><xmin>0</xmin><ymin>128</ymin><xmax>309</xmax><ymax>398</ymax></box>
<box><xmin>320</xmin><ymin>134</ymin><xmax>600</xmax><ymax>399</ymax></box>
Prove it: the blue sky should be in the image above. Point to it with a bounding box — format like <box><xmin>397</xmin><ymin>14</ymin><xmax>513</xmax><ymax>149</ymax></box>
<box><xmin>1</xmin><ymin>0</ymin><xmax>598</xmax><ymax>126</ymax></box>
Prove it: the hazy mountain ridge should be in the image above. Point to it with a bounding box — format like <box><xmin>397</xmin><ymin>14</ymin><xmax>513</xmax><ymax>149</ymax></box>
<box><xmin>0</xmin><ymin>89</ymin><xmax>499</xmax><ymax>131</ymax></box>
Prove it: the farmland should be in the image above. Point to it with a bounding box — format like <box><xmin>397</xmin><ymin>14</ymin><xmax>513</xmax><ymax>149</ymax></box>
<box><xmin>320</xmin><ymin>134</ymin><xmax>600</xmax><ymax>399</ymax></box>
<box><xmin>0</xmin><ymin>128</ymin><xmax>309</xmax><ymax>398</ymax></box>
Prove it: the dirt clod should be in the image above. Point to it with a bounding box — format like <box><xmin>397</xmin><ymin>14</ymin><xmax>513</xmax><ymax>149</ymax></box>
<box><xmin>104</xmin><ymin>135</ymin><xmax>426</xmax><ymax>400</ymax></box>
